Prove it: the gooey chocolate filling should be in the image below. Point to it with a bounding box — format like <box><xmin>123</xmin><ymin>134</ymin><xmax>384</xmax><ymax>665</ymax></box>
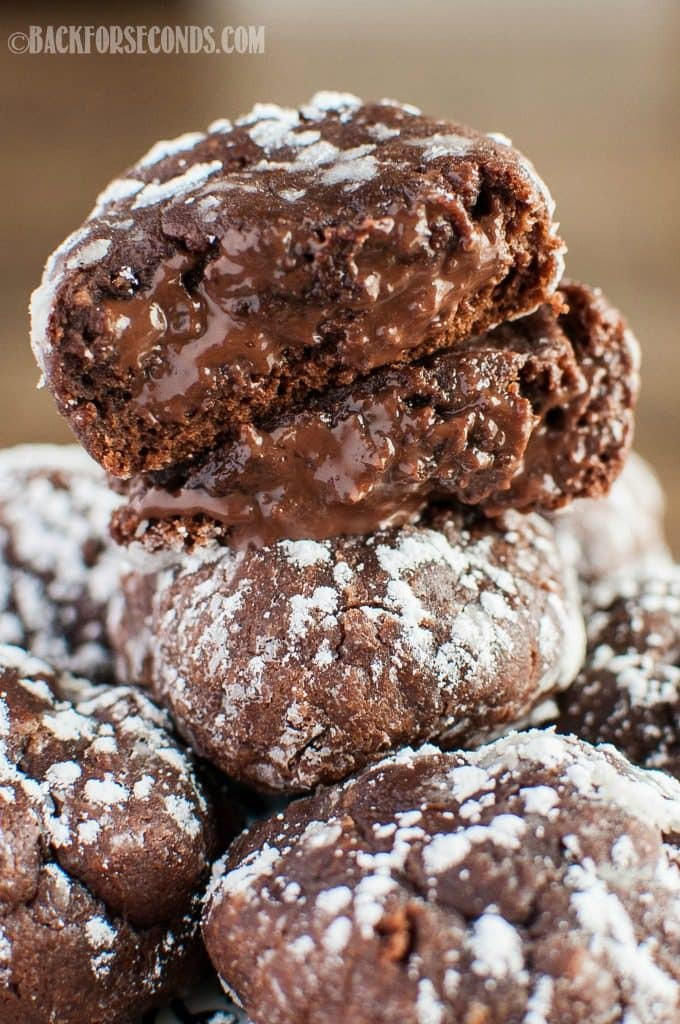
<box><xmin>100</xmin><ymin>198</ymin><xmax>507</xmax><ymax>427</ymax></box>
<box><xmin>112</xmin><ymin>282</ymin><xmax>636</xmax><ymax>551</ymax></box>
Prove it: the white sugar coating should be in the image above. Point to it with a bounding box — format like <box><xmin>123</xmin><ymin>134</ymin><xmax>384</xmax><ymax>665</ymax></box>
<box><xmin>422</xmin><ymin>815</ymin><xmax>526</xmax><ymax>876</ymax></box>
<box><xmin>279</xmin><ymin>187</ymin><xmax>306</xmax><ymax>203</ymax></box>
<box><xmin>316</xmin><ymin>886</ymin><xmax>352</xmax><ymax>915</ymax></box>
<box><xmin>300</xmin><ymin>91</ymin><xmax>362</xmax><ymax>119</ymax></box>
<box><xmin>416</xmin><ymin>978</ymin><xmax>444</xmax><ymax>1024</ymax></box>
<box><xmin>380</xmin><ymin>97</ymin><xmax>422</xmax><ymax>115</ymax></box>
<box><xmin>300</xmin><ymin>820</ymin><xmax>343</xmax><ymax>850</ymax></box>
<box><xmin>519</xmin><ymin>785</ymin><xmax>559</xmax><ymax>816</ymax></box>
<box><xmin>0</xmin><ymin>697</ymin><xmax>9</xmax><ymax>737</ymax></box>
<box><xmin>137</xmin><ymin>131</ymin><xmax>206</xmax><ymax>169</ymax></box>
<box><xmin>448</xmin><ymin>764</ymin><xmax>494</xmax><ymax>803</ymax></box>
<box><xmin>0</xmin><ymin>445</ymin><xmax>123</xmax><ymax>680</ymax></box>
<box><xmin>409</xmin><ymin>133</ymin><xmax>474</xmax><ymax>160</ymax></box>
<box><xmin>85</xmin><ymin>915</ymin><xmax>117</xmax><ymax>949</ymax></box>
<box><xmin>322</xmin><ymin>916</ymin><xmax>352</xmax><ymax>956</ymax></box>
<box><xmin>45</xmin><ymin>760</ymin><xmax>82</xmax><ymax>788</ymax></box>
<box><xmin>78</xmin><ymin>818</ymin><xmax>101</xmax><ymax>844</ymax></box>
<box><xmin>209</xmin><ymin>730</ymin><xmax>680</xmax><ymax>1023</ymax></box>
<box><xmin>134</xmin><ymin>774</ymin><xmax>155</xmax><ymax>799</ymax></box>
<box><xmin>65</xmin><ymin>237</ymin><xmax>111</xmax><ymax>270</ymax></box>
<box><xmin>279</xmin><ymin>539</ymin><xmax>332</xmax><ymax>569</ymax></box>
<box><xmin>29</xmin><ymin>226</ymin><xmax>91</xmax><ymax>370</ymax></box>
<box><xmin>319</xmin><ymin>145</ymin><xmax>377</xmax><ymax>186</ymax></box>
<box><xmin>246</xmin><ymin>109</ymin><xmax>320</xmax><ymax>152</ymax></box>
<box><xmin>487</xmin><ymin>131</ymin><xmax>513</xmax><ymax>147</ymax></box>
<box><xmin>213</xmin><ymin>843</ymin><xmax>281</xmax><ymax>903</ymax></box>
<box><xmin>468</xmin><ymin>913</ymin><xmax>525</xmax><ymax>979</ymax></box>
<box><xmin>90</xmin><ymin>176</ymin><xmax>145</xmax><ymax>216</ymax></box>
<box><xmin>288</xmin><ymin>934</ymin><xmax>315</xmax><ymax>960</ymax></box>
<box><xmin>0</xmin><ymin>927</ymin><xmax>11</xmax><ymax>982</ymax></box>
<box><xmin>567</xmin><ymin>860</ymin><xmax>679</xmax><ymax>1014</ymax></box>
<box><xmin>164</xmin><ymin>794</ymin><xmax>201</xmax><ymax>838</ymax></box>
<box><xmin>367</xmin><ymin>122</ymin><xmax>400</xmax><ymax>141</ymax></box>
<box><xmin>132</xmin><ymin>161</ymin><xmax>223</xmax><ymax>209</ymax></box>
<box><xmin>524</xmin><ymin>975</ymin><xmax>554</xmax><ymax>1024</ymax></box>
<box><xmin>42</xmin><ymin>707</ymin><xmax>94</xmax><ymax>742</ymax></box>
<box><xmin>145</xmin><ymin>512</ymin><xmax>584</xmax><ymax>792</ymax></box>
<box><xmin>84</xmin><ymin>776</ymin><xmax>129</xmax><ymax>806</ymax></box>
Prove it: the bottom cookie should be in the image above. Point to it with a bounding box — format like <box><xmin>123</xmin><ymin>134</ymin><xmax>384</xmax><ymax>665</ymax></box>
<box><xmin>204</xmin><ymin>730</ymin><xmax>680</xmax><ymax>1024</ymax></box>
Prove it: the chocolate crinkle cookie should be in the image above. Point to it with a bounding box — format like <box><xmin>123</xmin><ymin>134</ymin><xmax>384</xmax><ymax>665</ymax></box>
<box><xmin>109</xmin><ymin>508</ymin><xmax>584</xmax><ymax>791</ymax></box>
<box><xmin>204</xmin><ymin>730</ymin><xmax>680</xmax><ymax>1024</ymax></box>
<box><xmin>556</xmin><ymin>565</ymin><xmax>680</xmax><ymax>776</ymax></box>
<box><xmin>111</xmin><ymin>279</ymin><xmax>638</xmax><ymax>552</ymax></box>
<box><xmin>0</xmin><ymin>445</ymin><xmax>122</xmax><ymax>682</ymax></box>
<box><xmin>553</xmin><ymin>451</ymin><xmax>670</xmax><ymax>595</ymax></box>
<box><xmin>31</xmin><ymin>92</ymin><xmax>564</xmax><ymax>479</ymax></box>
<box><xmin>0</xmin><ymin>643</ymin><xmax>226</xmax><ymax>1024</ymax></box>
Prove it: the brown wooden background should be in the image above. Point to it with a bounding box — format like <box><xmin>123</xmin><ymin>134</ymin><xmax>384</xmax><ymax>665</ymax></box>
<box><xmin>2</xmin><ymin>0</ymin><xmax>678</xmax><ymax>551</ymax></box>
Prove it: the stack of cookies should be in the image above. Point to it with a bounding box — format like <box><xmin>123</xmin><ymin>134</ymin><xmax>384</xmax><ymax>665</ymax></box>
<box><xmin>1</xmin><ymin>92</ymin><xmax>676</xmax><ymax>1023</ymax></box>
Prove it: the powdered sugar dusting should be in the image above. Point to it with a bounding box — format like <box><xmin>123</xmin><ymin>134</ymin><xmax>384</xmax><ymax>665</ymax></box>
<box><xmin>132</xmin><ymin>510</ymin><xmax>583</xmax><ymax>791</ymax></box>
<box><xmin>207</xmin><ymin>731</ymin><xmax>680</xmax><ymax>1023</ymax></box>
<box><xmin>0</xmin><ymin>445</ymin><xmax>123</xmax><ymax>681</ymax></box>
<box><xmin>0</xmin><ymin>641</ymin><xmax>212</xmax><ymax>1003</ymax></box>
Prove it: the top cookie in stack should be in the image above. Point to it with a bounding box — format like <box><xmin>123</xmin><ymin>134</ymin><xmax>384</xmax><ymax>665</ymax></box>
<box><xmin>30</xmin><ymin>92</ymin><xmax>638</xmax><ymax>553</ymax></box>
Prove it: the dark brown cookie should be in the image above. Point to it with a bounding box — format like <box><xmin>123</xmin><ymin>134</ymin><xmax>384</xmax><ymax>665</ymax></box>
<box><xmin>553</xmin><ymin>451</ymin><xmax>670</xmax><ymax>593</ymax></box>
<box><xmin>110</xmin><ymin>279</ymin><xmax>638</xmax><ymax>552</ymax></box>
<box><xmin>556</xmin><ymin>566</ymin><xmax>680</xmax><ymax>775</ymax></box>
<box><xmin>0</xmin><ymin>644</ymin><xmax>225</xmax><ymax>1024</ymax></box>
<box><xmin>31</xmin><ymin>93</ymin><xmax>564</xmax><ymax>478</ymax></box>
<box><xmin>109</xmin><ymin>508</ymin><xmax>584</xmax><ymax>792</ymax></box>
<box><xmin>204</xmin><ymin>730</ymin><xmax>680</xmax><ymax>1024</ymax></box>
<box><xmin>0</xmin><ymin>445</ymin><xmax>122</xmax><ymax>681</ymax></box>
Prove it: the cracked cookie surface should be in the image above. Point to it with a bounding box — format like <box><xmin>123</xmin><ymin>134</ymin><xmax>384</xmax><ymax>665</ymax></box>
<box><xmin>110</xmin><ymin>508</ymin><xmax>584</xmax><ymax>791</ymax></box>
<box><xmin>0</xmin><ymin>445</ymin><xmax>122</xmax><ymax>681</ymax></box>
<box><xmin>556</xmin><ymin>565</ymin><xmax>680</xmax><ymax>776</ymax></box>
<box><xmin>204</xmin><ymin>730</ymin><xmax>680</xmax><ymax>1024</ymax></box>
<box><xmin>0</xmin><ymin>644</ymin><xmax>222</xmax><ymax>1024</ymax></box>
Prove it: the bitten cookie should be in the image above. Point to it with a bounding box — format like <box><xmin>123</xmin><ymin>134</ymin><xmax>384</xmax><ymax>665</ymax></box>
<box><xmin>0</xmin><ymin>445</ymin><xmax>122</xmax><ymax>681</ymax></box>
<box><xmin>111</xmin><ymin>280</ymin><xmax>638</xmax><ymax>552</ymax></box>
<box><xmin>0</xmin><ymin>644</ymin><xmax>224</xmax><ymax>1024</ymax></box>
<box><xmin>31</xmin><ymin>92</ymin><xmax>564</xmax><ymax>478</ymax></box>
<box><xmin>554</xmin><ymin>451</ymin><xmax>670</xmax><ymax>592</ymax></box>
<box><xmin>556</xmin><ymin>565</ymin><xmax>680</xmax><ymax>775</ymax></box>
<box><xmin>110</xmin><ymin>508</ymin><xmax>584</xmax><ymax>791</ymax></box>
<box><xmin>204</xmin><ymin>730</ymin><xmax>680</xmax><ymax>1024</ymax></box>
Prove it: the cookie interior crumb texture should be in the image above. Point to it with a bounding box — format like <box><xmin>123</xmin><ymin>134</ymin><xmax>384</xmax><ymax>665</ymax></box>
<box><xmin>30</xmin><ymin>92</ymin><xmax>564</xmax><ymax>479</ymax></box>
<box><xmin>204</xmin><ymin>730</ymin><xmax>680</xmax><ymax>1024</ymax></box>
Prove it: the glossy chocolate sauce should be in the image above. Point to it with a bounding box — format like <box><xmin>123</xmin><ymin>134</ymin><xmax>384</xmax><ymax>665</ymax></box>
<box><xmin>125</xmin><ymin>338</ymin><xmax>574</xmax><ymax>549</ymax></box>
<box><xmin>101</xmin><ymin>200</ymin><xmax>506</xmax><ymax>426</ymax></box>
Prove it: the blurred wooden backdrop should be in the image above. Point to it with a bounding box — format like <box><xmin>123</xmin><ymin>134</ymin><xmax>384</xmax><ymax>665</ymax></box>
<box><xmin>2</xmin><ymin>0</ymin><xmax>678</xmax><ymax>551</ymax></box>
